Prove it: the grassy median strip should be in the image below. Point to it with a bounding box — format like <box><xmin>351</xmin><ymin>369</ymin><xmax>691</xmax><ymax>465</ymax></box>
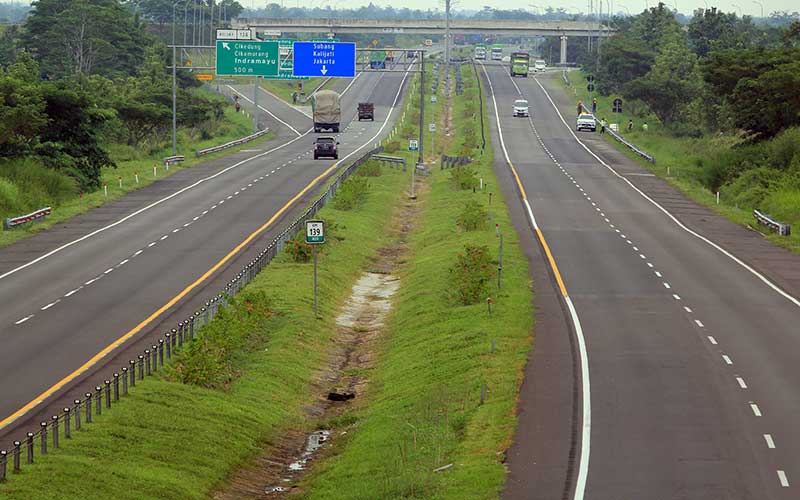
<box><xmin>563</xmin><ymin>72</ymin><xmax>800</xmax><ymax>254</ymax></box>
<box><xmin>0</xmin><ymin>159</ymin><xmax>409</xmax><ymax>500</ymax></box>
<box><xmin>302</xmin><ymin>62</ymin><xmax>534</xmax><ymax>499</ymax></box>
<box><xmin>0</xmin><ymin>103</ymin><xmax>271</xmax><ymax>249</ymax></box>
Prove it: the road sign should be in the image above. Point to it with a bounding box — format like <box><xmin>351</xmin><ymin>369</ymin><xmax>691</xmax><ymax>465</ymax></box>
<box><xmin>264</xmin><ymin>39</ymin><xmax>308</xmax><ymax>80</ymax></box>
<box><xmin>431</xmin><ymin>95</ymin><xmax>438</xmax><ymax>103</ymax></box>
<box><xmin>613</xmin><ymin>98</ymin><xmax>623</xmax><ymax>113</ymax></box>
<box><xmin>216</xmin><ymin>29</ymin><xmax>252</xmax><ymax>40</ymax></box>
<box><xmin>429</xmin><ymin>123</ymin><xmax>436</xmax><ymax>132</ymax></box>
<box><xmin>216</xmin><ymin>40</ymin><xmax>279</xmax><ymax>76</ymax></box>
<box><xmin>587</xmin><ymin>83</ymin><xmax>595</xmax><ymax>92</ymax></box>
<box><xmin>292</xmin><ymin>41</ymin><xmax>356</xmax><ymax>78</ymax></box>
<box><xmin>262</xmin><ymin>30</ymin><xmax>282</xmax><ymax>38</ymax></box>
<box><xmin>305</xmin><ymin>220</ymin><xmax>325</xmax><ymax>244</ymax></box>
<box><xmin>409</xmin><ymin>139</ymin><xmax>419</xmax><ymax>151</ymax></box>
<box><xmin>195</xmin><ymin>73</ymin><xmax>214</xmax><ymax>81</ymax></box>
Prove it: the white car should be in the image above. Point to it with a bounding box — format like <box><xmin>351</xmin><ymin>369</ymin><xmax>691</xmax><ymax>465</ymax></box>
<box><xmin>576</xmin><ymin>113</ymin><xmax>596</xmax><ymax>132</ymax></box>
<box><xmin>513</xmin><ymin>99</ymin><xmax>529</xmax><ymax>117</ymax></box>
<box><xmin>501</xmin><ymin>55</ymin><xmax>511</xmax><ymax>63</ymax></box>
<box><xmin>533</xmin><ymin>59</ymin><xmax>547</xmax><ymax>72</ymax></box>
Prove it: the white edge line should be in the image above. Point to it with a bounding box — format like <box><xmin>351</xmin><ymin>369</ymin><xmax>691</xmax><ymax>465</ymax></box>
<box><xmin>532</xmin><ymin>76</ymin><xmax>800</xmax><ymax>310</ymax></box>
<box><xmin>777</xmin><ymin>470</ymin><xmax>789</xmax><ymax>487</ymax></box>
<box><xmin>764</xmin><ymin>434</ymin><xmax>775</xmax><ymax>448</ymax></box>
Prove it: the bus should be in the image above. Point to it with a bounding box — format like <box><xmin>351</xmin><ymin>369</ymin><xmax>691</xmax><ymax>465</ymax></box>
<box><xmin>510</xmin><ymin>52</ymin><xmax>530</xmax><ymax>77</ymax></box>
<box><xmin>490</xmin><ymin>45</ymin><xmax>503</xmax><ymax>61</ymax></box>
<box><xmin>474</xmin><ymin>44</ymin><xmax>487</xmax><ymax>60</ymax></box>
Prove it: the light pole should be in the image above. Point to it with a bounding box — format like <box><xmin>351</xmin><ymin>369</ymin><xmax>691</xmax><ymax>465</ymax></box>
<box><xmin>752</xmin><ymin>0</ymin><xmax>763</xmax><ymax>18</ymax></box>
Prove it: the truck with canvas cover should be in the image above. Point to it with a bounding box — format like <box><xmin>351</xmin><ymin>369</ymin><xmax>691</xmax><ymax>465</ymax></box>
<box><xmin>312</xmin><ymin>90</ymin><xmax>341</xmax><ymax>133</ymax></box>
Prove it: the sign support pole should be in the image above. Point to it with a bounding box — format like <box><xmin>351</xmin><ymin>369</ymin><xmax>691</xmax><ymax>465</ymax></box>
<box><xmin>172</xmin><ymin>45</ymin><xmax>177</xmax><ymax>157</ymax></box>
<box><xmin>253</xmin><ymin>76</ymin><xmax>259</xmax><ymax>133</ymax></box>
<box><xmin>418</xmin><ymin>51</ymin><xmax>425</xmax><ymax>166</ymax></box>
<box><xmin>313</xmin><ymin>244</ymin><xmax>318</xmax><ymax>318</ymax></box>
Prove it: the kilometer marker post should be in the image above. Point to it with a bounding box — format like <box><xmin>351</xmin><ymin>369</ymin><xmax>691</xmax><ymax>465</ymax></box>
<box><xmin>305</xmin><ymin>220</ymin><xmax>325</xmax><ymax>318</ymax></box>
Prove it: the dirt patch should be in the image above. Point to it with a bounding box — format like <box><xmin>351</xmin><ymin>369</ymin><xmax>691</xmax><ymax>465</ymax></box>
<box><xmin>212</xmin><ymin>180</ymin><xmax>427</xmax><ymax>499</ymax></box>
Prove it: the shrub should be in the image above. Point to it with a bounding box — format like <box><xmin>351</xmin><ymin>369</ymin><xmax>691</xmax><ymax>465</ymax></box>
<box><xmin>722</xmin><ymin>166</ymin><xmax>781</xmax><ymax>209</ymax></box>
<box><xmin>449</xmin><ymin>245</ymin><xmax>495</xmax><ymax>305</ymax></box>
<box><xmin>357</xmin><ymin>160</ymin><xmax>382</xmax><ymax>177</ymax></box>
<box><xmin>333</xmin><ymin>176</ymin><xmax>370</xmax><ymax>211</ymax></box>
<box><xmin>0</xmin><ymin>158</ymin><xmax>77</xmax><ymax>216</ymax></box>
<box><xmin>284</xmin><ymin>233</ymin><xmax>315</xmax><ymax>262</ymax></box>
<box><xmin>768</xmin><ymin>127</ymin><xmax>800</xmax><ymax>171</ymax></box>
<box><xmin>456</xmin><ymin>200</ymin><xmax>488</xmax><ymax>231</ymax></box>
<box><xmin>449</xmin><ymin>165</ymin><xmax>478</xmax><ymax>190</ymax></box>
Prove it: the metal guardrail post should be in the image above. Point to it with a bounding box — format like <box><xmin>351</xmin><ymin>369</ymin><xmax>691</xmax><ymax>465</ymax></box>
<box><xmin>13</xmin><ymin>441</ymin><xmax>20</xmax><ymax>472</ymax></box>
<box><xmin>52</xmin><ymin>415</ymin><xmax>59</xmax><ymax>449</ymax></box>
<box><xmin>85</xmin><ymin>393</ymin><xmax>92</xmax><ymax>423</ymax></box>
<box><xmin>74</xmin><ymin>399</ymin><xmax>81</xmax><ymax>430</ymax></box>
<box><xmin>64</xmin><ymin>408</ymin><xmax>71</xmax><ymax>438</ymax></box>
<box><xmin>40</xmin><ymin>422</ymin><xmax>47</xmax><ymax>455</ymax></box>
<box><xmin>26</xmin><ymin>432</ymin><xmax>34</xmax><ymax>464</ymax></box>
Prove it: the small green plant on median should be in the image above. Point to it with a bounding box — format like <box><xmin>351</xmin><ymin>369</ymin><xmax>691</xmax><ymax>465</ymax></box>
<box><xmin>332</xmin><ymin>176</ymin><xmax>370</xmax><ymax>211</ymax></box>
<box><xmin>456</xmin><ymin>200</ymin><xmax>488</xmax><ymax>231</ymax></box>
<box><xmin>449</xmin><ymin>244</ymin><xmax>495</xmax><ymax>305</ymax></box>
<box><xmin>449</xmin><ymin>165</ymin><xmax>479</xmax><ymax>190</ymax></box>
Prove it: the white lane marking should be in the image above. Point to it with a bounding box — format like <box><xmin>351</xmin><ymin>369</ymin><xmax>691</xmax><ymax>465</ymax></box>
<box><xmin>626</xmin><ymin>240</ymin><xmax>632</xmax><ymax>245</ymax></box>
<box><xmin>647</xmin><ymin>262</ymin><xmax>654</xmax><ymax>268</ymax></box>
<box><xmin>694</xmin><ymin>319</ymin><xmax>705</xmax><ymax>328</ymax></box>
<box><xmin>736</xmin><ymin>377</ymin><xmax>748</xmax><ymax>389</ymax></box>
<box><xmin>610</xmin><ymin>224</ymin><xmax>615</xmax><ymax>228</ymax></box>
<box><xmin>482</xmin><ymin>62</ymin><xmax>591</xmax><ymax>500</ymax></box>
<box><xmin>133</xmin><ymin>250</ymin><xmax>143</xmax><ymax>257</ymax></box>
<box><xmin>723</xmin><ymin>355</ymin><xmax>733</xmax><ymax>365</ymax></box>
<box><xmin>604</xmin><ymin>218</ymin><xmax>610</xmax><ymax>223</ymax></box>
<box><xmin>118</xmin><ymin>259</ymin><xmax>129</xmax><ymax>266</ymax></box>
<box><xmin>777</xmin><ymin>471</ymin><xmax>789</xmax><ymax>487</ymax></box>
<box><xmin>247</xmin><ymin>183</ymin><xmax>252</xmax><ymax>187</ymax></box>
<box><xmin>192</xmin><ymin>217</ymin><xmax>199</xmax><ymax>221</ymax></box>
<box><xmin>226</xmin><ymin>195</ymin><xmax>233</xmax><ymax>200</ymax></box>
<box><xmin>64</xmin><ymin>288</ymin><xmax>81</xmax><ymax>297</ymax></box>
<box><xmin>684</xmin><ymin>306</ymin><xmax>693</xmax><ymax>313</ymax></box>
<box><xmin>219</xmin><ymin>200</ymin><xmax>225</xmax><ymax>204</ymax></box>
<box><xmin>184</xmin><ymin>222</ymin><xmax>191</xmax><ymax>227</ymax></box>
<box><xmin>234</xmin><ymin>191</ymin><xmax>240</xmax><ymax>195</ymax></box>
<box><xmin>15</xmin><ymin>315</ymin><xmax>33</xmax><ymax>325</ymax></box>
<box><xmin>41</xmin><ymin>301</ymin><xmax>59</xmax><ymax>311</ymax></box>
<box><xmin>85</xmin><ymin>278</ymin><xmax>96</xmax><ymax>285</ymax></box>
<box><xmin>160</xmin><ymin>235</ymin><xmax>168</xmax><ymax>241</ymax></box>
<box><xmin>764</xmin><ymin>434</ymin><xmax>776</xmax><ymax>449</ymax></box>
<box><xmin>172</xmin><ymin>228</ymin><xmax>180</xmax><ymax>233</ymax></box>
<box><xmin>750</xmin><ymin>403</ymin><xmax>762</xmax><ymax>416</ymax></box>
<box><xmin>227</xmin><ymin>84</ymin><xmax>303</xmax><ymax>136</ymax></box>
<box><xmin>271</xmin><ymin>170</ymin><xmax>276</xmax><ymax>174</ymax></box>
<box><xmin>655</xmin><ymin>271</ymin><xmax>662</xmax><ymax>277</ymax></box>
<box><xmin>202</xmin><ymin>210</ymin><xmax>209</xmax><ymax>215</ymax></box>
<box><xmin>533</xmin><ymin>77</ymin><xmax>800</xmax><ymax>310</ymax></box>
<box><xmin>663</xmin><ymin>282</ymin><xmax>671</xmax><ymax>289</ymax></box>
<box><xmin>148</xmin><ymin>242</ymin><xmax>156</xmax><ymax>247</ymax></box>
<box><xmin>633</xmin><ymin>246</ymin><xmax>639</xmax><ymax>251</ymax></box>
<box><xmin>639</xmin><ymin>253</ymin><xmax>646</xmax><ymax>259</ymax></box>
<box><xmin>708</xmin><ymin>336</ymin><xmax>718</xmax><ymax>345</ymax></box>
<box><xmin>104</xmin><ymin>268</ymin><xmax>113</xmax><ymax>274</ymax></box>
<box><xmin>673</xmin><ymin>294</ymin><xmax>681</xmax><ymax>300</ymax></box>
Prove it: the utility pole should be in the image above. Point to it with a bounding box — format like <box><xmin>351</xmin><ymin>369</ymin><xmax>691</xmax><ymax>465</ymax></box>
<box><xmin>418</xmin><ymin>51</ymin><xmax>425</xmax><ymax>167</ymax></box>
<box><xmin>445</xmin><ymin>0</ymin><xmax>451</xmax><ymax>69</ymax></box>
<box><xmin>172</xmin><ymin>45</ymin><xmax>177</xmax><ymax>156</ymax></box>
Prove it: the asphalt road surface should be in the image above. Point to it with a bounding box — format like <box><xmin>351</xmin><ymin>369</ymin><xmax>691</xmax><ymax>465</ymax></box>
<box><xmin>480</xmin><ymin>63</ymin><xmax>800</xmax><ymax>500</ymax></box>
<box><xmin>0</xmin><ymin>67</ymin><xmax>414</xmax><ymax>444</ymax></box>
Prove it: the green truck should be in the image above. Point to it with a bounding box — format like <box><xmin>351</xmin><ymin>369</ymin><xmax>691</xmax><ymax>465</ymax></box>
<box><xmin>510</xmin><ymin>52</ymin><xmax>530</xmax><ymax>77</ymax></box>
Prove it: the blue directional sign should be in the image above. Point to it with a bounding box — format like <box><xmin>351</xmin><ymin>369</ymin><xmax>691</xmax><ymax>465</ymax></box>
<box><xmin>292</xmin><ymin>41</ymin><xmax>356</xmax><ymax>78</ymax></box>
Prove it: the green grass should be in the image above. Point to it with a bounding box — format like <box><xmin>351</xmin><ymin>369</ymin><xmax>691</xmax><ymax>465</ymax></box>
<box><xmin>0</xmin><ymin>103</ymin><xmax>272</xmax><ymax>249</ymax></box>
<box><xmin>0</xmin><ymin>160</ymin><xmax>410</xmax><ymax>500</ymax></box>
<box><xmin>564</xmin><ymin>71</ymin><xmax>800</xmax><ymax>254</ymax></box>
<box><xmin>301</xmin><ymin>62</ymin><xmax>534</xmax><ymax>499</ymax></box>
<box><xmin>261</xmin><ymin>77</ymin><xmax>328</xmax><ymax>104</ymax></box>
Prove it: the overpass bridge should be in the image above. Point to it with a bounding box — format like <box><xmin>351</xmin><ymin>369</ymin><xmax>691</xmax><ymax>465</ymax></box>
<box><xmin>231</xmin><ymin>18</ymin><xmax>613</xmax><ymax>64</ymax></box>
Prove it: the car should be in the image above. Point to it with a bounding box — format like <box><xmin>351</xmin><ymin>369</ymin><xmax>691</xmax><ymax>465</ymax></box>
<box><xmin>501</xmin><ymin>55</ymin><xmax>511</xmax><ymax>63</ymax></box>
<box><xmin>314</xmin><ymin>137</ymin><xmax>339</xmax><ymax>159</ymax></box>
<box><xmin>513</xmin><ymin>99</ymin><xmax>529</xmax><ymax>117</ymax></box>
<box><xmin>576</xmin><ymin>113</ymin><xmax>596</xmax><ymax>132</ymax></box>
<box><xmin>533</xmin><ymin>59</ymin><xmax>547</xmax><ymax>72</ymax></box>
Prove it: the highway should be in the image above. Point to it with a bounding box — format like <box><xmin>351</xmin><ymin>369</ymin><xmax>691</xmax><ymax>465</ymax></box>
<box><xmin>480</xmin><ymin>63</ymin><xmax>800</xmax><ymax>499</ymax></box>
<box><xmin>0</xmin><ymin>67</ymin><xmax>413</xmax><ymax>443</ymax></box>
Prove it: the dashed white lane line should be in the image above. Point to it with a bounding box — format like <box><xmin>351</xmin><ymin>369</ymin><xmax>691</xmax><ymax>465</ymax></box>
<box><xmin>202</xmin><ymin>210</ymin><xmax>209</xmax><ymax>215</ymax></box>
<box><xmin>85</xmin><ymin>278</ymin><xmax>96</xmax><ymax>285</ymax></box>
<box><xmin>118</xmin><ymin>259</ymin><xmax>129</xmax><ymax>266</ymax></box>
<box><xmin>41</xmin><ymin>301</ymin><xmax>59</xmax><ymax>311</ymax></box>
<box><xmin>184</xmin><ymin>222</ymin><xmax>192</xmax><ymax>227</ymax></box>
<box><xmin>777</xmin><ymin>470</ymin><xmax>789</xmax><ymax>487</ymax></box>
<box><xmin>765</xmin><ymin>434</ymin><xmax>776</xmax><ymax>449</ymax></box>
<box><xmin>694</xmin><ymin>319</ymin><xmax>705</xmax><ymax>328</ymax></box>
<box><xmin>104</xmin><ymin>268</ymin><xmax>113</xmax><ymax>274</ymax></box>
<box><xmin>64</xmin><ymin>288</ymin><xmax>81</xmax><ymax>297</ymax></box>
<box><xmin>226</xmin><ymin>195</ymin><xmax>233</xmax><ymax>200</ymax></box>
<box><xmin>750</xmin><ymin>402</ymin><xmax>762</xmax><ymax>416</ymax></box>
<box><xmin>148</xmin><ymin>242</ymin><xmax>157</xmax><ymax>247</ymax></box>
<box><xmin>193</xmin><ymin>216</ymin><xmax>200</xmax><ymax>221</ymax></box>
<box><xmin>133</xmin><ymin>250</ymin><xmax>143</xmax><ymax>257</ymax></box>
<box><xmin>708</xmin><ymin>336</ymin><xmax>718</xmax><ymax>345</ymax></box>
<box><xmin>271</xmin><ymin>170</ymin><xmax>276</xmax><ymax>174</ymax></box>
<box><xmin>723</xmin><ymin>355</ymin><xmax>733</xmax><ymax>365</ymax></box>
<box><xmin>633</xmin><ymin>246</ymin><xmax>639</xmax><ymax>251</ymax></box>
<box><xmin>160</xmin><ymin>235</ymin><xmax>168</xmax><ymax>241</ymax></box>
<box><xmin>655</xmin><ymin>271</ymin><xmax>662</xmax><ymax>278</ymax></box>
<box><xmin>639</xmin><ymin>253</ymin><xmax>646</xmax><ymax>259</ymax></box>
<box><xmin>15</xmin><ymin>315</ymin><xmax>33</xmax><ymax>325</ymax></box>
<box><xmin>663</xmin><ymin>282</ymin><xmax>671</xmax><ymax>289</ymax></box>
<box><xmin>736</xmin><ymin>377</ymin><xmax>748</xmax><ymax>389</ymax></box>
<box><xmin>172</xmin><ymin>228</ymin><xmax>180</xmax><ymax>233</ymax></box>
<box><xmin>673</xmin><ymin>294</ymin><xmax>681</xmax><ymax>300</ymax></box>
<box><xmin>684</xmin><ymin>306</ymin><xmax>693</xmax><ymax>313</ymax></box>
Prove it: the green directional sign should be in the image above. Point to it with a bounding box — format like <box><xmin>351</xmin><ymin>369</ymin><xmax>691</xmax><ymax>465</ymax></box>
<box><xmin>216</xmin><ymin>40</ymin><xmax>279</xmax><ymax>77</ymax></box>
<box><xmin>264</xmin><ymin>39</ymin><xmax>308</xmax><ymax>80</ymax></box>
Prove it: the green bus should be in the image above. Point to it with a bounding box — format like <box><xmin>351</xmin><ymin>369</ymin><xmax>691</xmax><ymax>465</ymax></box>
<box><xmin>510</xmin><ymin>52</ymin><xmax>530</xmax><ymax>77</ymax></box>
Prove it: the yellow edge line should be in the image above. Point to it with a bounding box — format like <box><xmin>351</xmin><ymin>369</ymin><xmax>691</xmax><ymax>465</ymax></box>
<box><xmin>507</xmin><ymin>160</ymin><xmax>568</xmax><ymax>297</ymax></box>
<box><xmin>0</xmin><ymin>161</ymin><xmax>342</xmax><ymax>431</ymax></box>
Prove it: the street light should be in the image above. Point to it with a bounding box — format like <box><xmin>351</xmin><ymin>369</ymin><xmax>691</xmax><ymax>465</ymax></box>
<box><xmin>752</xmin><ymin>0</ymin><xmax>763</xmax><ymax>18</ymax></box>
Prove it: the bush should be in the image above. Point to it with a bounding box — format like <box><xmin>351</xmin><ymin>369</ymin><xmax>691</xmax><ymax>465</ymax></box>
<box><xmin>284</xmin><ymin>233</ymin><xmax>315</xmax><ymax>262</ymax></box>
<box><xmin>722</xmin><ymin>166</ymin><xmax>781</xmax><ymax>209</ymax></box>
<box><xmin>456</xmin><ymin>200</ymin><xmax>487</xmax><ymax>231</ymax></box>
<box><xmin>449</xmin><ymin>165</ymin><xmax>478</xmax><ymax>190</ymax></box>
<box><xmin>449</xmin><ymin>245</ymin><xmax>495</xmax><ymax>305</ymax></box>
<box><xmin>0</xmin><ymin>158</ymin><xmax>77</xmax><ymax>216</ymax></box>
<box><xmin>332</xmin><ymin>176</ymin><xmax>370</xmax><ymax>211</ymax></box>
<box><xmin>357</xmin><ymin>160</ymin><xmax>382</xmax><ymax>177</ymax></box>
<box><xmin>768</xmin><ymin>127</ymin><xmax>800</xmax><ymax>171</ymax></box>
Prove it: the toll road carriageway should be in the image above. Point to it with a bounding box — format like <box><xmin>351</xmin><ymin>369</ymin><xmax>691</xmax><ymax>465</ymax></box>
<box><xmin>479</xmin><ymin>62</ymin><xmax>800</xmax><ymax>500</ymax></box>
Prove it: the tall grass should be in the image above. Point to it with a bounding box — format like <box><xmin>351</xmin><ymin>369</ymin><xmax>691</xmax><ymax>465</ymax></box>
<box><xmin>0</xmin><ymin>158</ymin><xmax>77</xmax><ymax>216</ymax></box>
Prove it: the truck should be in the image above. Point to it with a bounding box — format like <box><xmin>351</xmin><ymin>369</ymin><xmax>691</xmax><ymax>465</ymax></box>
<box><xmin>510</xmin><ymin>52</ymin><xmax>530</xmax><ymax>77</ymax></box>
<box><xmin>474</xmin><ymin>44</ymin><xmax>487</xmax><ymax>60</ymax></box>
<box><xmin>358</xmin><ymin>102</ymin><xmax>374</xmax><ymax>121</ymax></box>
<box><xmin>490</xmin><ymin>45</ymin><xmax>503</xmax><ymax>61</ymax></box>
<box><xmin>312</xmin><ymin>90</ymin><xmax>341</xmax><ymax>133</ymax></box>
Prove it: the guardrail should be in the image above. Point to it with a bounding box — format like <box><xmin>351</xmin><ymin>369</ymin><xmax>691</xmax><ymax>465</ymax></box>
<box><xmin>195</xmin><ymin>128</ymin><xmax>271</xmax><ymax>157</ymax></box>
<box><xmin>3</xmin><ymin>207</ymin><xmax>51</xmax><ymax>231</ymax></box>
<box><xmin>0</xmin><ymin>145</ymin><xmax>385</xmax><ymax>481</ymax></box>
<box><xmin>371</xmin><ymin>154</ymin><xmax>407</xmax><ymax>171</ymax></box>
<box><xmin>162</xmin><ymin>155</ymin><xmax>185</xmax><ymax>167</ymax></box>
<box><xmin>588</xmin><ymin>113</ymin><xmax>656</xmax><ymax>164</ymax></box>
<box><xmin>440</xmin><ymin>155</ymin><xmax>472</xmax><ymax>169</ymax></box>
<box><xmin>754</xmin><ymin>209</ymin><xmax>791</xmax><ymax>236</ymax></box>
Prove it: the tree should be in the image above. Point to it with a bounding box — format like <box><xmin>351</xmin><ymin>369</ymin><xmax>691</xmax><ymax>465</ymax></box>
<box><xmin>0</xmin><ymin>55</ymin><xmax>48</xmax><ymax>157</ymax></box>
<box><xmin>629</xmin><ymin>2</ymin><xmax>682</xmax><ymax>51</ymax></box>
<box><xmin>731</xmin><ymin>60</ymin><xmax>800</xmax><ymax>138</ymax></box>
<box><xmin>594</xmin><ymin>35</ymin><xmax>655</xmax><ymax>94</ymax></box>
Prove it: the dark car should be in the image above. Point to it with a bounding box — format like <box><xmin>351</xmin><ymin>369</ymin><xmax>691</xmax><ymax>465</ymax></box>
<box><xmin>358</xmin><ymin>102</ymin><xmax>374</xmax><ymax>121</ymax></box>
<box><xmin>314</xmin><ymin>137</ymin><xmax>339</xmax><ymax>160</ymax></box>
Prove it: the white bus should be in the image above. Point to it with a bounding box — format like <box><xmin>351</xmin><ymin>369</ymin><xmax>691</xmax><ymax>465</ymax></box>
<box><xmin>490</xmin><ymin>46</ymin><xmax>503</xmax><ymax>60</ymax></box>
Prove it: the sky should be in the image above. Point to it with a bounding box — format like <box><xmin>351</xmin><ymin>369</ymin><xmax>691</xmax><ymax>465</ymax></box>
<box><xmin>5</xmin><ymin>0</ymin><xmax>799</xmax><ymax>19</ymax></box>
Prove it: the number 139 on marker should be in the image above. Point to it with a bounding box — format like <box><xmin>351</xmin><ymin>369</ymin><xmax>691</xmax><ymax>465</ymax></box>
<box><xmin>305</xmin><ymin>220</ymin><xmax>325</xmax><ymax>244</ymax></box>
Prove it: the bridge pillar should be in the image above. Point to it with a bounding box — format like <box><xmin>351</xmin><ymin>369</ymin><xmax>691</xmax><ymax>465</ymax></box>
<box><xmin>560</xmin><ymin>36</ymin><xmax>568</xmax><ymax>65</ymax></box>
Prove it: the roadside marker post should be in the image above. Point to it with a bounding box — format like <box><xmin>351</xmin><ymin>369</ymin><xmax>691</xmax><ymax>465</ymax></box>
<box><xmin>305</xmin><ymin>220</ymin><xmax>325</xmax><ymax>318</ymax></box>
